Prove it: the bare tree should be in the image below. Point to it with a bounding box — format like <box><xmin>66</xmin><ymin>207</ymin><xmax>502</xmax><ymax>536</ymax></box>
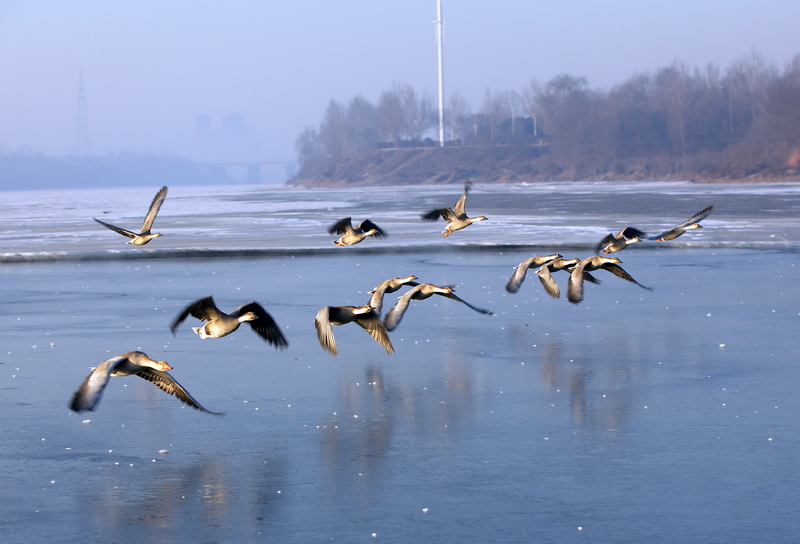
<box><xmin>521</xmin><ymin>80</ymin><xmax>542</xmax><ymax>137</ymax></box>
<box><xmin>447</xmin><ymin>91</ymin><xmax>472</xmax><ymax>143</ymax></box>
<box><xmin>395</xmin><ymin>82</ymin><xmax>435</xmax><ymax>141</ymax></box>
<box><xmin>481</xmin><ymin>88</ymin><xmax>511</xmax><ymax>142</ymax></box>
<box><xmin>295</xmin><ymin>126</ymin><xmax>324</xmax><ymax>174</ymax></box>
<box><xmin>318</xmin><ymin>99</ymin><xmax>348</xmax><ymax>158</ymax></box>
<box><xmin>345</xmin><ymin>95</ymin><xmax>378</xmax><ymax>151</ymax></box>
<box><xmin>377</xmin><ymin>88</ymin><xmax>405</xmax><ymax>145</ymax></box>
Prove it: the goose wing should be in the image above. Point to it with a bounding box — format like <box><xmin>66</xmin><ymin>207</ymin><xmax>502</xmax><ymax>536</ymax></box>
<box><xmin>383</xmin><ymin>289</ymin><xmax>416</xmax><ymax>331</ymax></box>
<box><xmin>536</xmin><ymin>264</ymin><xmax>561</xmax><ymax>299</ymax></box>
<box><xmin>434</xmin><ymin>290</ymin><xmax>493</xmax><ymax>315</ymax></box>
<box><xmin>328</xmin><ymin>217</ymin><xmax>354</xmax><ymax>235</ymax></box>
<box><xmin>357</xmin><ymin>219</ymin><xmax>387</xmax><ymax>238</ymax></box>
<box><xmin>141</xmin><ymin>186</ymin><xmax>168</xmax><ymax>232</ymax></box>
<box><xmin>170</xmin><ymin>296</ymin><xmax>222</xmax><ymax>335</ymax></box>
<box><xmin>354</xmin><ymin>311</ymin><xmax>395</xmax><ymax>354</ymax></box>
<box><xmin>235</xmin><ymin>302</ymin><xmax>289</xmax><ymax>349</ymax></box>
<box><xmin>679</xmin><ymin>205</ymin><xmax>714</xmax><ymax>227</ymax></box>
<box><xmin>368</xmin><ymin>279</ymin><xmax>419</xmax><ymax>314</ymax></box>
<box><xmin>421</xmin><ymin>208</ymin><xmax>446</xmax><ymax>221</ymax></box>
<box><xmin>620</xmin><ymin>226</ymin><xmax>648</xmax><ymax>239</ymax></box>
<box><xmin>567</xmin><ymin>260</ymin><xmax>590</xmax><ymax>304</ymax></box>
<box><xmin>368</xmin><ymin>286</ymin><xmax>388</xmax><ymax>314</ymax></box>
<box><xmin>314</xmin><ymin>306</ymin><xmax>338</xmax><ymax>355</ymax></box>
<box><xmin>93</xmin><ymin>217</ymin><xmax>137</xmax><ymax>239</ymax></box>
<box><xmin>600</xmin><ymin>263</ymin><xmax>653</xmax><ymax>290</ymax></box>
<box><xmin>452</xmin><ymin>182</ymin><xmax>472</xmax><ymax>218</ymax></box>
<box><xmin>439</xmin><ymin>207</ymin><xmax>460</xmax><ymax>223</ymax></box>
<box><xmin>506</xmin><ymin>257</ymin><xmax>537</xmax><ymax>293</ymax></box>
<box><xmin>135</xmin><ymin>368</ymin><xmax>223</xmax><ymax>415</ymax></box>
<box><xmin>583</xmin><ymin>271</ymin><xmax>602</xmax><ymax>285</ymax></box>
<box><xmin>69</xmin><ymin>356</ymin><xmax>125</xmax><ymax>412</ymax></box>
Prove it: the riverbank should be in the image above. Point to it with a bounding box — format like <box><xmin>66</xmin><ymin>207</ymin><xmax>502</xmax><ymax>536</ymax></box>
<box><xmin>288</xmin><ymin>145</ymin><xmax>800</xmax><ymax>187</ymax></box>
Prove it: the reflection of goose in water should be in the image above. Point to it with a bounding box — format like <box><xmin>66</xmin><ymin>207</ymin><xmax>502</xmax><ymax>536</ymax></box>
<box><xmin>567</xmin><ymin>256</ymin><xmax>653</xmax><ymax>304</ymax></box>
<box><xmin>69</xmin><ymin>351</ymin><xmax>222</xmax><ymax>415</ymax></box>
<box><xmin>93</xmin><ymin>185</ymin><xmax>168</xmax><ymax>246</ymax></box>
<box><xmin>596</xmin><ymin>226</ymin><xmax>648</xmax><ymax>254</ymax></box>
<box><xmin>315</xmin><ymin>305</ymin><xmax>394</xmax><ymax>356</ymax></box>
<box><xmin>421</xmin><ymin>182</ymin><xmax>488</xmax><ymax>237</ymax></box>
<box><xmin>384</xmin><ymin>283</ymin><xmax>493</xmax><ymax>331</ymax></box>
<box><xmin>505</xmin><ymin>254</ymin><xmax>562</xmax><ymax>293</ymax></box>
<box><xmin>648</xmin><ymin>205</ymin><xmax>714</xmax><ymax>241</ymax></box>
<box><xmin>170</xmin><ymin>296</ymin><xmax>288</xmax><ymax>349</ymax></box>
<box><xmin>328</xmin><ymin>217</ymin><xmax>387</xmax><ymax>246</ymax></box>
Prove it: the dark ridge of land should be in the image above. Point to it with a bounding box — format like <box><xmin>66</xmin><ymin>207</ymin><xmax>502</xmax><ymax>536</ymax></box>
<box><xmin>288</xmin><ymin>145</ymin><xmax>800</xmax><ymax>187</ymax></box>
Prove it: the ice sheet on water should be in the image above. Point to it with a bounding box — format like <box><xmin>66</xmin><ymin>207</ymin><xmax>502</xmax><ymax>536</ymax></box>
<box><xmin>2</xmin><ymin>181</ymin><xmax>798</xmax><ymax>260</ymax></box>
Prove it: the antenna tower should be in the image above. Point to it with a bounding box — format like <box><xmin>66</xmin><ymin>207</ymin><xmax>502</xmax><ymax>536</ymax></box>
<box><xmin>435</xmin><ymin>0</ymin><xmax>445</xmax><ymax>147</ymax></box>
<box><xmin>75</xmin><ymin>70</ymin><xmax>91</xmax><ymax>155</ymax></box>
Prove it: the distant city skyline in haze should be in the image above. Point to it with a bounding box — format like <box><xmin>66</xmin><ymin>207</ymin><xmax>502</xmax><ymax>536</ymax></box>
<box><xmin>1</xmin><ymin>1</ymin><xmax>798</xmax><ymax>163</ymax></box>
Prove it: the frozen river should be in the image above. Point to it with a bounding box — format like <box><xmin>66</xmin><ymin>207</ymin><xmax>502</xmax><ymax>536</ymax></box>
<box><xmin>1</xmin><ymin>181</ymin><xmax>799</xmax><ymax>542</ymax></box>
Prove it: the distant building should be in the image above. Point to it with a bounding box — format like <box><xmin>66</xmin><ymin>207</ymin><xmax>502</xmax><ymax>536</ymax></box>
<box><xmin>195</xmin><ymin>113</ymin><xmax>260</xmax><ymax>162</ymax></box>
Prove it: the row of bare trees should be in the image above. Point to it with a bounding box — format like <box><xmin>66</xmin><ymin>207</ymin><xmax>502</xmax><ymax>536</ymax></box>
<box><xmin>296</xmin><ymin>52</ymin><xmax>800</xmax><ymax>179</ymax></box>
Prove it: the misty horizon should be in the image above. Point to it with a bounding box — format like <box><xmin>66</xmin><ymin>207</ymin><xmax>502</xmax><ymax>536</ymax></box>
<box><xmin>2</xmin><ymin>1</ymin><xmax>799</xmax><ymax>175</ymax></box>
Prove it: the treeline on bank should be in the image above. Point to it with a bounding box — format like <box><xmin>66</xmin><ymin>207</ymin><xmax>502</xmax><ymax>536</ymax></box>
<box><xmin>294</xmin><ymin>52</ymin><xmax>800</xmax><ymax>183</ymax></box>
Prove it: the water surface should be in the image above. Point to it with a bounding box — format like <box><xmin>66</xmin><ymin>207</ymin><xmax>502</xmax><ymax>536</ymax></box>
<box><xmin>1</xmin><ymin>182</ymin><xmax>799</xmax><ymax>542</ymax></box>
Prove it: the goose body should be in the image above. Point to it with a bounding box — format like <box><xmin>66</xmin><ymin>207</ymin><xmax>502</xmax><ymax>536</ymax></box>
<box><xmin>69</xmin><ymin>351</ymin><xmax>221</xmax><ymax>414</ymax></box>
<box><xmin>328</xmin><ymin>217</ymin><xmax>387</xmax><ymax>246</ymax></box>
<box><xmin>384</xmin><ymin>283</ymin><xmax>493</xmax><ymax>331</ymax></box>
<box><xmin>567</xmin><ymin>256</ymin><xmax>653</xmax><ymax>304</ymax></box>
<box><xmin>170</xmin><ymin>296</ymin><xmax>288</xmax><ymax>349</ymax></box>
<box><xmin>505</xmin><ymin>254</ymin><xmax>562</xmax><ymax>293</ymax></box>
<box><xmin>368</xmin><ymin>275</ymin><xmax>420</xmax><ymax>314</ymax></box>
<box><xmin>421</xmin><ymin>182</ymin><xmax>488</xmax><ymax>236</ymax></box>
<box><xmin>649</xmin><ymin>205</ymin><xmax>714</xmax><ymax>241</ymax></box>
<box><xmin>93</xmin><ymin>186</ymin><xmax>168</xmax><ymax>246</ymax></box>
<box><xmin>314</xmin><ymin>305</ymin><xmax>394</xmax><ymax>355</ymax></box>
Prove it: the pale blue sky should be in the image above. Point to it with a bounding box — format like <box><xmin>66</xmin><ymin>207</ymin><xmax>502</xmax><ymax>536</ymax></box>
<box><xmin>1</xmin><ymin>1</ymin><xmax>798</xmax><ymax>161</ymax></box>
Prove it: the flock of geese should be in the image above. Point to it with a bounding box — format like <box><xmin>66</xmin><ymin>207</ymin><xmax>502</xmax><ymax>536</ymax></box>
<box><xmin>72</xmin><ymin>182</ymin><xmax>714</xmax><ymax>416</ymax></box>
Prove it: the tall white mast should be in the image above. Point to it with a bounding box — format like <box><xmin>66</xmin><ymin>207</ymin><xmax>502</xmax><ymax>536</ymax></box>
<box><xmin>436</xmin><ymin>0</ymin><xmax>445</xmax><ymax>147</ymax></box>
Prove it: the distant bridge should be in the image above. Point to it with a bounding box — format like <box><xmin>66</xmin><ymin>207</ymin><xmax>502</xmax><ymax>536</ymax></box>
<box><xmin>200</xmin><ymin>159</ymin><xmax>296</xmax><ymax>184</ymax></box>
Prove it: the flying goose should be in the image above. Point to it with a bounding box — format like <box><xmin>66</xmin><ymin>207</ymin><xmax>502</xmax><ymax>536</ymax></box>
<box><xmin>368</xmin><ymin>275</ymin><xmax>420</xmax><ymax>314</ymax></box>
<box><xmin>384</xmin><ymin>283</ymin><xmax>493</xmax><ymax>331</ymax></box>
<box><xmin>314</xmin><ymin>305</ymin><xmax>394</xmax><ymax>355</ymax></box>
<box><xmin>648</xmin><ymin>205</ymin><xmax>714</xmax><ymax>241</ymax></box>
<box><xmin>505</xmin><ymin>254</ymin><xmax>562</xmax><ymax>293</ymax></box>
<box><xmin>93</xmin><ymin>185</ymin><xmax>168</xmax><ymax>246</ymax></box>
<box><xmin>421</xmin><ymin>181</ymin><xmax>488</xmax><ymax>236</ymax></box>
<box><xmin>567</xmin><ymin>256</ymin><xmax>653</xmax><ymax>304</ymax></box>
<box><xmin>596</xmin><ymin>226</ymin><xmax>648</xmax><ymax>254</ymax></box>
<box><xmin>69</xmin><ymin>351</ymin><xmax>222</xmax><ymax>414</ymax></box>
<box><xmin>170</xmin><ymin>296</ymin><xmax>288</xmax><ymax>349</ymax></box>
<box><xmin>328</xmin><ymin>217</ymin><xmax>387</xmax><ymax>246</ymax></box>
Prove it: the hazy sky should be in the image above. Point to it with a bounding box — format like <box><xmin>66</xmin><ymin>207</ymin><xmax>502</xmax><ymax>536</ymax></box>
<box><xmin>1</xmin><ymin>1</ymin><xmax>798</xmax><ymax>162</ymax></box>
